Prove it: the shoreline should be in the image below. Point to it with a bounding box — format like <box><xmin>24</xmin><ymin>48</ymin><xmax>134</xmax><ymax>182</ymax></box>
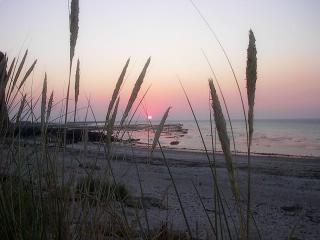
<box><xmin>16</xmin><ymin>121</ymin><xmax>320</xmax><ymax>158</ymax></box>
<box><xmin>132</xmin><ymin>141</ymin><xmax>320</xmax><ymax>159</ymax></box>
<box><xmin>77</xmin><ymin>142</ymin><xmax>320</xmax><ymax>180</ymax></box>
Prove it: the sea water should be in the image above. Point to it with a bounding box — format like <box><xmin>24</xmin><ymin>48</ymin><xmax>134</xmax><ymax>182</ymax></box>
<box><xmin>128</xmin><ymin>119</ymin><xmax>320</xmax><ymax>157</ymax></box>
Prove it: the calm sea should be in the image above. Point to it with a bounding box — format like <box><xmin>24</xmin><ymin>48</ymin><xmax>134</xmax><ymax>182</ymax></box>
<box><xmin>128</xmin><ymin>119</ymin><xmax>320</xmax><ymax>157</ymax></box>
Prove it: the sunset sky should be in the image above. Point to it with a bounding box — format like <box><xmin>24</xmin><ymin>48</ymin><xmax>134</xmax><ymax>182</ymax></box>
<box><xmin>0</xmin><ymin>0</ymin><xmax>319</xmax><ymax>121</ymax></box>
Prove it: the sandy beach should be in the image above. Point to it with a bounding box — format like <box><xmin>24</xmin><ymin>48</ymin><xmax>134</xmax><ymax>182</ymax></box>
<box><xmin>54</xmin><ymin>142</ymin><xmax>320</xmax><ymax>239</ymax></box>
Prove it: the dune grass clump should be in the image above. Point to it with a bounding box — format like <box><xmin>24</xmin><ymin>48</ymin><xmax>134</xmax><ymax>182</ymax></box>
<box><xmin>0</xmin><ymin>50</ymin><xmax>38</xmax><ymax>137</ymax></box>
<box><xmin>0</xmin><ymin>174</ymin><xmax>71</xmax><ymax>239</ymax></box>
<box><xmin>76</xmin><ymin>177</ymin><xmax>130</xmax><ymax>203</ymax></box>
<box><xmin>177</xmin><ymin>27</ymin><xmax>258</xmax><ymax>239</ymax></box>
<box><xmin>150</xmin><ymin>222</ymin><xmax>189</xmax><ymax>240</ymax></box>
<box><xmin>0</xmin><ymin>176</ymin><xmax>37</xmax><ymax>239</ymax></box>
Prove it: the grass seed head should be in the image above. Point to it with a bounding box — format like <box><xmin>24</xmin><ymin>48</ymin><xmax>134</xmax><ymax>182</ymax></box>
<box><xmin>209</xmin><ymin>79</ymin><xmax>239</xmax><ymax>199</ymax></box>
<box><xmin>106</xmin><ymin>58</ymin><xmax>130</xmax><ymax>121</ymax></box>
<box><xmin>41</xmin><ymin>73</ymin><xmax>47</xmax><ymax>129</ymax></box>
<box><xmin>151</xmin><ymin>106</ymin><xmax>171</xmax><ymax>154</ymax></box>
<box><xmin>46</xmin><ymin>91</ymin><xmax>54</xmax><ymax>124</ymax></box>
<box><xmin>69</xmin><ymin>0</ymin><xmax>79</xmax><ymax>66</ymax></box>
<box><xmin>75</xmin><ymin>58</ymin><xmax>80</xmax><ymax>105</ymax></box>
<box><xmin>119</xmin><ymin>57</ymin><xmax>151</xmax><ymax>127</ymax></box>
<box><xmin>246</xmin><ymin>30</ymin><xmax>257</xmax><ymax>144</ymax></box>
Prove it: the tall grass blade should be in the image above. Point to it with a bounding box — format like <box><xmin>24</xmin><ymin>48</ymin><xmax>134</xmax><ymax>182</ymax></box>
<box><xmin>107</xmin><ymin>97</ymin><xmax>120</xmax><ymax>147</ymax></box>
<box><xmin>119</xmin><ymin>57</ymin><xmax>150</xmax><ymax>128</ymax></box>
<box><xmin>6</xmin><ymin>52</ymin><xmax>21</xmax><ymax>103</ymax></box>
<box><xmin>188</xmin><ymin>0</ymin><xmax>248</xmax><ymax>139</ymax></box>
<box><xmin>150</xmin><ymin>117</ymin><xmax>193</xmax><ymax>239</ymax></box>
<box><xmin>151</xmin><ymin>106</ymin><xmax>171</xmax><ymax>154</ymax></box>
<box><xmin>106</xmin><ymin>58</ymin><xmax>130</xmax><ymax>121</ymax></box>
<box><xmin>15</xmin><ymin>94</ymin><xmax>26</xmax><ymax>124</ymax></box>
<box><xmin>9</xmin><ymin>49</ymin><xmax>28</xmax><ymax>96</ymax></box>
<box><xmin>7</xmin><ymin>59</ymin><xmax>38</xmax><ymax>113</ymax></box>
<box><xmin>17</xmin><ymin>59</ymin><xmax>37</xmax><ymax>90</ymax></box>
<box><xmin>192</xmin><ymin>180</ymin><xmax>217</xmax><ymax>237</ymax></box>
<box><xmin>4</xmin><ymin>58</ymin><xmax>15</xmax><ymax>88</ymax></box>
<box><xmin>119</xmin><ymin>84</ymin><xmax>151</xmax><ymax>139</ymax></box>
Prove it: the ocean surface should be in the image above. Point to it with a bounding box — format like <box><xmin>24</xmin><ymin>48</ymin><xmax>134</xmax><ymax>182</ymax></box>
<box><xmin>127</xmin><ymin>119</ymin><xmax>320</xmax><ymax>157</ymax></box>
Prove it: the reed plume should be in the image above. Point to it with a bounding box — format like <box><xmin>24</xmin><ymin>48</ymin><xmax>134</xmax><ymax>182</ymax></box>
<box><xmin>64</xmin><ymin>0</ymin><xmax>79</xmax><ymax>150</ymax></box>
<box><xmin>3</xmin><ymin>58</ymin><xmax>15</xmax><ymax>105</ymax></box>
<box><xmin>246</xmin><ymin>30</ymin><xmax>257</xmax><ymax>146</ymax></box>
<box><xmin>69</xmin><ymin>0</ymin><xmax>79</xmax><ymax>68</ymax></box>
<box><xmin>119</xmin><ymin>57</ymin><xmax>150</xmax><ymax>128</ymax></box>
<box><xmin>107</xmin><ymin>97</ymin><xmax>120</xmax><ymax>147</ymax></box>
<box><xmin>41</xmin><ymin>74</ymin><xmax>47</xmax><ymax>132</ymax></box>
<box><xmin>74</xmin><ymin>58</ymin><xmax>80</xmax><ymax>121</ymax></box>
<box><xmin>208</xmin><ymin>79</ymin><xmax>238</xmax><ymax>197</ymax></box>
<box><xmin>209</xmin><ymin>78</ymin><xmax>245</xmax><ymax>237</ymax></box>
<box><xmin>1</xmin><ymin>57</ymin><xmax>15</xmax><ymax>99</ymax></box>
<box><xmin>7</xmin><ymin>58</ymin><xmax>38</xmax><ymax>114</ymax></box>
<box><xmin>46</xmin><ymin>91</ymin><xmax>54</xmax><ymax>125</ymax></box>
<box><xmin>65</xmin><ymin>0</ymin><xmax>79</xmax><ymax>125</ymax></box>
<box><xmin>18</xmin><ymin>59</ymin><xmax>37</xmax><ymax>91</ymax></box>
<box><xmin>9</xmin><ymin>50</ymin><xmax>28</xmax><ymax>96</ymax></box>
<box><xmin>151</xmin><ymin>107</ymin><xmax>171</xmax><ymax>154</ymax></box>
<box><xmin>106</xmin><ymin>58</ymin><xmax>130</xmax><ymax>122</ymax></box>
<box><xmin>246</xmin><ymin>29</ymin><xmax>257</xmax><ymax>239</ymax></box>
<box><xmin>5</xmin><ymin>58</ymin><xmax>15</xmax><ymax>86</ymax></box>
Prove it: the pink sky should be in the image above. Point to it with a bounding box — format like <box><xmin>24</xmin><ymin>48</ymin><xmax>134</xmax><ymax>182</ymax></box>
<box><xmin>0</xmin><ymin>0</ymin><xmax>319</xmax><ymax>121</ymax></box>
